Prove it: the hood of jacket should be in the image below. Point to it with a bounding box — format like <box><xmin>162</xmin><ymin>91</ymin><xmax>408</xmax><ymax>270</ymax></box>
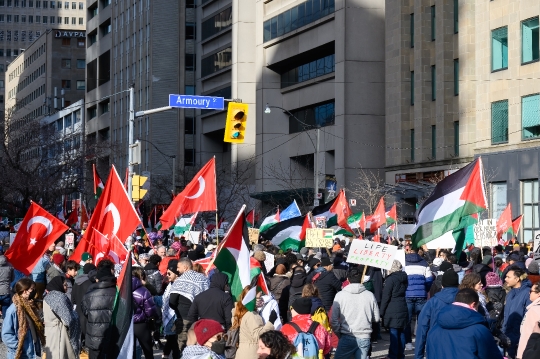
<box><xmin>433</xmin><ymin>287</ymin><xmax>459</xmax><ymax>304</ymax></box>
<box><xmin>209</xmin><ymin>272</ymin><xmax>228</xmax><ymax>290</ymax></box>
<box><xmin>436</xmin><ymin>303</ymin><xmax>486</xmax><ymax>330</ymax></box>
<box><xmin>290</xmin><ymin>270</ymin><xmax>307</xmax><ymax>288</ymax></box>
<box><xmin>74</xmin><ymin>273</ymin><xmax>89</xmax><ymax>285</ymax></box>
<box><xmin>132</xmin><ymin>276</ymin><xmax>143</xmax><ymax>291</ymax></box>
<box><xmin>389</xmin><ymin>270</ymin><xmax>408</xmax><ymax>283</ymax></box>
<box><xmin>0</xmin><ymin>255</ymin><xmax>7</xmax><ymax>266</ymax></box>
<box><xmin>405</xmin><ymin>253</ymin><xmax>427</xmax><ymax>265</ymax></box>
<box><xmin>527</xmin><ymin>296</ymin><xmax>540</xmax><ymax>311</ymax></box>
<box><xmin>508</xmin><ymin>279</ymin><xmax>532</xmax><ymax>299</ymax></box>
<box><xmin>342</xmin><ymin>283</ymin><xmax>366</xmax><ymax>294</ymax></box>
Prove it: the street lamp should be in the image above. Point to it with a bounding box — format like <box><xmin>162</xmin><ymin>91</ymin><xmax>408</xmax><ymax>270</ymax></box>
<box><xmin>264</xmin><ymin>103</ymin><xmax>321</xmax><ymax>206</ymax></box>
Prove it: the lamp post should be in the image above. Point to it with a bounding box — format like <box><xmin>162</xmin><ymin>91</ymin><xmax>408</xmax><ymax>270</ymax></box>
<box><xmin>264</xmin><ymin>104</ymin><xmax>321</xmax><ymax>206</ymax></box>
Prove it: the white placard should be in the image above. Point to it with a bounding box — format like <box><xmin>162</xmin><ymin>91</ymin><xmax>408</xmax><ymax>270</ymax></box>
<box><xmin>474</xmin><ymin>219</ymin><xmax>497</xmax><ymax>247</ymax></box>
<box><xmin>65</xmin><ymin>233</ymin><xmax>75</xmax><ymax>250</ymax></box>
<box><xmin>395</xmin><ymin>249</ymin><xmax>406</xmax><ymax>268</ymax></box>
<box><xmin>9</xmin><ymin>233</ymin><xmax>16</xmax><ymax>246</ymax></box>
<box><xmin>186</xmin><ymin>231</ymin><xmax>200</xmax><ymax>244</ymax></box>
<box><xmin>263</xmin><ymin>251</ymin><xmax>275</xmax><ymax>273</ymax></box>
<box><xmin>347</xmin><ymin>240</ymin><xmax>398</xmax><ymax>270</ymax></box>
<box><xmin>534</xmin><ymin>233</ymin><xmax>540</xmax><ymax>261</ymax></box>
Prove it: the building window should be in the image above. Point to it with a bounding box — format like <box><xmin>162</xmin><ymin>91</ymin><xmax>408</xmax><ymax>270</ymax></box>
<box><xmin>263</xmin><ymin>0</ymin><xmax>336</xmax><ymax>42</ymax></box>
<box><xmin>289</xmin><ymin>101</ymin><xmax>335</xmax><ymax>134</ymax></box>
<box><xmin>88</xmin><ymin>32</ymin><xmax>97</xmax><ymax>45</ymax></box>
<box><xmin>61</xmin><ymin>79</ymin><xmax>71</xmax><ymax>89</ymax></box>
<box><xmin>61</xmin><ymin>58</ymin><xmax>71</xmax><ymax>68</ymax></box>
<box><xmin>79</xmin><ymin>17</ymin><xmax>83</xmax><ymax>24</ymax></box>
<box><xmin>431</xmin><ymin>6</ymin><xmax>435</xmax><ymax>41</ymax></box>
<box><xmin>50</xmin><ymin>16</ymin><xmax>54</xmax><ymax>23</ymax></box>
<box><xmin>100</xmin><ymin>100</ymin><xmax>109</xmax><ymax>114</ymax></box>
<box><xmin>71</xmin><ymin>17</ymin><xmax>76</xmax><ymax>25</ymax></box>
<box><xmin>491</xmin><ymin>182</ymin><xmax>507</xmax><ymax>220</ymax></box>
<box><xmin>71</xmin><ymin>1</ymin><xmax>75</xmax><ymax>8</ymax></box>
<box><xmin>522</xmin><ymin>17</ymin><xmax>539</xmax><ymax>65</ymax></box>
<box><xmin>185</xmin><ymin>149</ymin><xmax>195</xmax><ymax>166</ymax></box>
<box><xmin>201</xmin><ymin>47</ymin><xmax>232</xmax><ymax>77</ymax></box>
<box><xmin>522</xmin><ymin>179</ymin><xmax>539</xmax><ymax>242</ymax></box>
<box><xmin>201</xmin><ymin>86</ymin><xmax>231</xmax><ymax>115</ymax></box>
<box><xmin>185</xmin><ymin>85</ymin><xmax>195</xmax><ymax>95</ymax></box>
<box><xmin>522</xmin><ymin>93</ymin><xmax>540</xmax><ymax>139</ymax></box>
<box><xmin>431</xmin><ymin>65</ymin><xmax>436</xmax><ymax>100</ymax></box>
<box><xmin>202</xmin><ymin>7</ymin><xmax>232</xmax><ymax>40</ymax></box>
<box><xmin>410</xmin><ymin>129</ymin><xmax>414</xmax><ymax>162</ymax></box>
<box><xmin>410</xmin><ymin>13</ymin><xmax>414</xmax><ymax>48</ymax></box>
<box><xmin>185</xmin><ymin>117</ymin><xmax>195</xmax><ymax>134</ymax></box>
<box><xmin>491</xmin><ymin>99</ymin><xmax>508</xmax><ymax>144</ymax></box>
<box><xmin>431</xmin><ymin>125</ymin><xmax>436</xmax><ymax>159</ymax></box>
<box><xmin>186</xmin><ymin>22</ymin><xmax>195</xmax><ymax>39</ymax></box>
<box><xmin>76</xmin><ymin>59</ymin><xmax>85</xmax><ymax>68</ymax></box>
<box><xmin>88</xmin><ymin>106</ymin><xmax>97</xmax><ymax>119</ymax></box>
<box><xmin>79</xmin><ymin>1</ymin><xmax>82</xmax><ymax>9</ymax></box>
<box><xmin>454</xmin><ymin>59</ymin><xmax>459</xmax><ymax>95</ymax></box>
<box><xmin>185</xmin><ymin>53</ymin><xmax>195</xmax><ymax>71</ymax></box>
<box><xmin>64</xmin><ymin>17</ymin><xmax>69</xmax><ymax>24</ymax></box>
<box><xmin>410</xmin><ymin>71</ymin><xmax>414</xmax><ymax>105</ymax></box>
<box><xmin>62</xmin><ymin>38</ymin><xmax>70</xmax><ymax>46</ymax></box>
<box><xmin>281</xmin><ymin>53</ymin><xmax>335</xmax><ymax>88</ymax></box>
<box><xmin>76</xmin><ymin>80</ymin><xmax>85</xmax><ymax>90</ymax></box>
<box><xmin>77</xmin><ymin>38</ymin><xmax>85</xmax><ymax>47</ymax></box>
<box><xmin>454</xmin><ymin>0</ymin><xmax>458</xmax><ymax>33</ymax></box>
<box><xmin>454</xmin><ymin>121</ymin><xmax>459</xmax><ymax>156</ymax></box>
<box><xmin>492</xmin><ymin>26</ymin><xmax>508</xmax><ymax>71</ymax></box>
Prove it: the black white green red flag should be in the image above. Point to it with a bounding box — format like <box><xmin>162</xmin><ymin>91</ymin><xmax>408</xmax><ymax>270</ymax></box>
<box><xmin>93</xmin><ymin>163</ymin><xmax>104</xmax><ymax>199</ymax></box>
<box><xmin>259</xmin><ymin>215</ymin><xmax>311</xmax><ymax>251</ymax></box>
<box><xmin>111</xmin><ymin>253</ymin><xmax>133</xmax><ymax>358</ymax></box>
<box><xmin>507</xmin><ymin>215</ymin><xmax>523</xmax><ymax>237</ymax></box>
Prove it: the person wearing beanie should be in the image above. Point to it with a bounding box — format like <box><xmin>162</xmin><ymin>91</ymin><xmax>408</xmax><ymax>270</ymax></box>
<box><xmin>80</xmin><ymin>259</ymin><xmax>118</xmax><ymax>359</ymax></box>
<box><xmin>528</xmin><ymin>261</ymin><xmax>540</xmax><ymax>284</ymax></box>
<box><xmin>281</xmin><ymin>297</ymin><xmax>331</xmax><ymax>356</ymax></box>
<box><xmin>182</xmin><ymin>319</ymin><xmax>226</xmax><ymax>359</ymax></box>
<box><xmin>483</xmin><ymin>272</ymin><xmax>506</xmax><ymax>328</ymax></box>
<box><xmin>380</xmin><ymin>260</ymin><xmax>408</xmax><ymax>359</ymax></box>
<box><xmin>306</xmin><ymin>256</ymin><xmax>342</xmax><ymax>311</ymax></box>
<box><xmin>414</xmin><ymin>269</ymin><xmax>459</xmax><ymax>359</ymax></box>
<box><xmin>46</xmin><ymin>253</ymin><xmax>65</xmax><ymax>284</ymax></box>
<box><xmin>77</xmin><ymin>252</ymin><xmax>93</xmax><ymax>275</ymax></box>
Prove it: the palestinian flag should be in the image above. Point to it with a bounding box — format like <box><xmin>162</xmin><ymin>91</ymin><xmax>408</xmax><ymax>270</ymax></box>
<box><xmin>260</xmin><ymin>215</ymin><xmax>311</xmax><ymax>251</ymax></box>
<box><xmin>246</xmin><ymin>209</ymin><xmax>257</xmax><ymax>228</ymax></box>
<box><xmin>259</xmin><ymin>209</ymin><xmax>280</xmax><ymax>232</ymax></box>
<box><xmin>174</xmin><ymin>212</ymin><xmax>197</xmax><ymax>236</ymax></box>
<box><xmin>312</xmin><ymin>196</ymin><xmax>338</xmax><ymax>226</ymax></box>
<box><xmin>347</xmin><ymin>212</ymin><xmax>366</xmax><ymax>232</ymax></box>
<box><xmin>213</xmin><ymin>206</ymin><xmax>251</xmax><ymax>301</ymax></box>
<box><xmin>412</xmin><ymin>158</ymin><xmax>487</xmax><ymax>248</ymax></box>
<box><xmin>110</xmin><ymin>253</ymin><xmax>133</xmax><ymax>357</ymax></box>
<box><xmin>386</xmin><ymin>204</ymin><xmax>397</xmax><ymax>226</ymax></box>
<box><xmin>242</xmin><ymin>261</ymin><xmax>270</xmax><ymax>311</ymax></box>
<box><xmin>507</xmin><ymin>215</ymin><xmax>523</xmax><ymax>237</ymax></box>
<box><xmin>496</xmin><ymin>204</ymin><xmax>512</xmax><ymax>239</ymax></box>
<box><xmin>93</xmin><ymin>164</ymin><xmax>104</xmax><ymax>199</ymax></box>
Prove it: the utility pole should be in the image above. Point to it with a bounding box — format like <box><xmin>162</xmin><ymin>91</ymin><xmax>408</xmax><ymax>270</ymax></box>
<box><xmin>128</xmin><ymin>84</ymin><xmax>135</xmax><ymax>202</ymax></box>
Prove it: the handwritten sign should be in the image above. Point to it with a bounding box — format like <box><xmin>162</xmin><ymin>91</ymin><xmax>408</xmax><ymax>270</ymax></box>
<box><xmin>248</xmin><ymin>228</ymin><xmax>260</xmax><ymax>245</ymax></box>
<box><xmin>347</xmin><ymin>240</ymin><xmax>398</xmax><ymax>270</ymax></box>
<box><xmin>305</xmin><ymin>228</ymin><xmax>334</xmax><ymax>248</ymax></box>
<box><xmin>65</xmin><ymin>233</ymin><xmax>75</xmax><ymax>250</ymax></box>
<box><xmin>474</xmin><ymin>219</ymin><xmax>497</xmax><ymax>247</ymax></box>
<box><xmin>263</xmin><ymin>251</ymin><xmax>275</xmax><ymax>273</ymax></box>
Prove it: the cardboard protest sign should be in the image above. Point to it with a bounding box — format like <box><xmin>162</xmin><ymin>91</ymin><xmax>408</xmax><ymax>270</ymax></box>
<box><xmin>305</xmin><ymin>228</ymin><xmax>333</xmax><ymax>248</ymax></box>
<box><xmin>248</xmin><ymin>228</ymin><xmax>260</xmax><ymax>245</ymax></box>
<box><xmin>263</xmin><ymin>251</ymin><xmax>275</xmax><ymax>273</ymax></box>
<box><xmin>347</xmin><ymin>240</ymin><xmax>398</xmax><ymax>270</ymax></box>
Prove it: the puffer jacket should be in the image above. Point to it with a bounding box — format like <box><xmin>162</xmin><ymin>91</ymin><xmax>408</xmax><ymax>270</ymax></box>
<box><xmin>379</xmin><ymin>270</ymin><xmax>408</xmax><ymax>329</ymax></box>
<box><xmin>404</xmin><ymin>253</ymin><xmax>433</xmax><ymax>298</ymax></box>
<box><xmin>132</xmin><ymin>277</ymin><xmax>158</xmax><ymax>324</ymax></box>
<box><xmin>281</xmin><ymin>314</ymin><xmax>332</xmax><ymax>355</ymax></box>
<box><xmin>187</xmin><ymin>272</ymin><xmax>233</xmax><ymax>329</ymax></box>
<box><xmin>144</xmin><ymin>262</ymin><xmax>163</xmax><ymax>295</ymax></box>
<box><xmin>0</xmin><ymin>255</ymin><xmax>13</xmax><ymax>295</ymax></box>
<box><xmin>81</xmin><ymin>279</ymin><xmax>117</xmax><ymax>352</ymax></box>
<box><xmin>71</xmin><ymin>270</ymin><xmax>95</xmax><ymax>336</ymax></box>
<box><xmin>309</xmin><ymin>268</ymin><xmax>342</xmax><ymax>311</ymax></box>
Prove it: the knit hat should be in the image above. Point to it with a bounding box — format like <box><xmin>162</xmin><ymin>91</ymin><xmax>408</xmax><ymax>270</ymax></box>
<box><xmin>300</xmin><ymin>247</ymin><xmax>309</xmax><ymax>257</ymax></box>
<box><xmin>96</xmin><ymin>266</ymin><xmax>114</xmax><ymax>281</ymax></box>
<box><xmin>441</xmin><ymin>270</ymin><xmax>459</xmax><ymax>288</ymax></box>
<box><xmin>81</xmin><ymin>252</ymin><xmax>92</xmax><ymax>262</ymax></box>
<box><xmin>52</xmin><ymin>253</ymin><xmax>65</xmax><ymax>266</ymax></box>
<box><xmin>526</xmin><ymin>258</ymin><xmax>534</xmax><ymax>269</ymax></box>
<box><xmin>83</xmin><ymin>263</ymin><xmax>97</xmax><ymax>274</ymax></box>
<box><xmin>433</xmin><ymin>258</ymin><xmax>444</xmax><ymax>267</ymax></box>
<box><xmin>193</xmin><ymin>319</ymin><xmax>224</xmax><ymax>346</ymax></box>
<box><xmin>291</xmin><ymin>297</ymin><xmax>312</xmax><ymax>315</ymax></box>
<box><xmin>167</xmin><ymin>260</ymin><xmax>180</xmax><ymax>276</ymax></box>
<box><xmin>439</xmin><ymin>261</ymin><xmax>453</xmax><ymax>273</ymax></box>
<box><xmin>485</xmin><ymin>272</ymin><xmax>502</xmax><ymax>287</ymax></box>
<box><xmin>482</xmin><ymin>255</ymin><xmax>493</xmax><ymax>266</ymax></box>
<box><xmin>507</xmin><ymin>253</ymin><xmax>520</xmax><ymax>262</ymax></box>
<box><xmin>528</xmin><ymin>261</ymin><xmax>540</xmax><ymax>275</ymax></box>
<box><xmin>253</xmin><ymin>251</ymin><xmax>266</xmax><ymax>262</ymax></box>
<box><xmin>388</xmin><ymin>260</ymin><xmax>402</xmax><ymax>275</ymax></box>
<box><xmin>320</xmin><ymin>257</ymin><xmax>332</xmax><ymax>267</ymax></box>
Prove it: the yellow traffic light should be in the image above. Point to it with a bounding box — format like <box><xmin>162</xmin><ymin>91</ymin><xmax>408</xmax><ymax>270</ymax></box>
<box><xmin>132</xmin><ymin>175</ymin><xmax>148</xmax><ymax>201</ymax></box>
<box><xmin>224</xmin><ymin>102</ymin><xmax>249</xmax><ymax>143</ymax></box>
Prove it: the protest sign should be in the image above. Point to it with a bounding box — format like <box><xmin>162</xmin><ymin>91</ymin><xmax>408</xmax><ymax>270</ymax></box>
<box><xmin>315</xmin><ymin>216</ymin><xmax>327</xmax><ymax>228</ymax></box>
<box><xmin>248</xmin><ymin>228</ymin><xmax>260</xmax><ymax>245</ymax></box>
<box><xmin>9</xmin><ymin>233</ymin><xmax>16</xmax><ymax>246</ymax></box>
<box><xmin>263</xmin><ymin>251</ymin><xmax>275</xmax><ymax>273</ymax></box>
<box><xmin>305</xmin><ymin>228</ymin><xmax>334</xmax><ymax>248</ymax></box>
<box><xmin>473</xmin><ymin>219</ymin><xmax>497</xmax><ymax>247</ymax></box>
<box><xmin>186</xmin><ymin>231</ymin><xmax>201</xmax><ymax>244</ymax></box>
<box><xmin>347</xmin><ymin>240</ymin><xmax>398</xmax><ymax>270</ymax></box>
<box><xmin>65</xmin><ymin>233</ymin><xmax>75</xmax><ymax>250</ymax></box>
<box><xmin>534</xmin><ymin>233</ymin><xmax>540</xmax><ymax>261</ymax></box>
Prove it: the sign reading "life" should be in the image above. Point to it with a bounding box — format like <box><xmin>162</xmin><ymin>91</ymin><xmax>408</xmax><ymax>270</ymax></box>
<box><xmin>347</xmin><ymin>240</ymin><xmax>398</xmax><ymax>270</ymax></box>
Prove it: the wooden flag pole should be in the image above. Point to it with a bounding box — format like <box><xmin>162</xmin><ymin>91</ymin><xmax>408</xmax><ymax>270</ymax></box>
<box><xmin>360</xmin><ymin>263</ymin><xmax>368</xmax><ymax>284</ymax></box>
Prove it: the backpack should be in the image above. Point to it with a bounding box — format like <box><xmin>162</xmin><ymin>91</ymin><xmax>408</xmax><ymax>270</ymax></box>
<box><xmin>287</xmin><ymin>322</ymin><xmax>322</xmax><ymax>359</ymax></box>
<box><xmin>224</xmin><ymin>327</ymin><xmax>239</xmax><ymax>359</ymax></box>
<box><xmin>311</xmin><ymin>307</ymin><xmax>331</xmax><ymax>333</ymax></box>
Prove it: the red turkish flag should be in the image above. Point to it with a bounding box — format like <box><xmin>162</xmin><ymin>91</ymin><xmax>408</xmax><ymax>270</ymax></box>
<box><xmin>369</xmin><ymin>197</ymin><xmax>386</xmax><ymax>232</ymax></box>
<box><xmin>6</xmin><ymin>202</ymin><xmax>69</xmax><ymax>275</ymax></box>
<box><xmin>71</xmin><ymin>166</ymin><xmax>141</xmax><ymax>262</ymax></box>
<box><xmin>160</xmin><ymin>158</ymin><xmax>217</xmax><ymax>229</ymax></box>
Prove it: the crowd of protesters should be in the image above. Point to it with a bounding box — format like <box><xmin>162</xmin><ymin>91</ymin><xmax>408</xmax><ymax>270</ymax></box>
<box><xmin>0</xmin><ymin>225</ymin><xmax>540</xmax><ymax>359</ymax></box>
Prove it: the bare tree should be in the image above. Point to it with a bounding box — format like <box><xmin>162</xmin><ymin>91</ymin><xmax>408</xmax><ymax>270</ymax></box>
<box><xmin>347</xmin><ymin>167</ymin><xmax>397</xmax><ymax>214</ymax></box>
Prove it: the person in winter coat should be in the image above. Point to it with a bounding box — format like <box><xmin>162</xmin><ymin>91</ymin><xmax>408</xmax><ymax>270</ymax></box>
<box><xmin>517</xmin><ymin>281</ymin><xmax>540</xmax><ymax>358</ymax></box>
<box><xmin>415</xmin><ymin>269</ymin><xmax>460</xmax><ymax>359</ymax></box>
<box><xmin>459</xmin><ymin>273</ymin><xmax>490</xmax><ymax>320</ymax></box>
<box><xmin>145</xmin><ymin>254</ymin><xmax>164</xmax><ymax>295</ymax></box>
<box><xmin>47</xmin><ymin>253</ymin><xmax>65</xmax><ymax>283</ymax></box>
<box><xmin>269</xmin><ymin>264</ymin><xmax>290</xmax><ymax>302</ymax></box>
<box><xmin>380</xmin><ymin>260</ymin><xmax>408</xmax><ymax>359</ymax></box>
<box><xmin>1</xmin><ymin>278</ymin><xmax>45</xmax><ymax>359</ymax></box>
<box><xmin>0</xmin><ymin>255</ymin><xmax>14</xmax><ymax>316</ymax></box>
<box><xmin>286</xmin><ymin>266</ymin><xmax>307</xmax><ymax>309</ymax></box>
<box><xmin>469</xmin><ymin>248</ymin><xmax>491</xmax><ymax>287</ymax></box>
<box><xmin>308</xmin><ymin>257</ymin><xmax>342</xmax><ymax>311</ymax></box>
<box><xmin>132</xmin><ymin>275</ymin><xmax>158</xmax><ymax>359</ymax></box>
<box><xmin>181</xmin><ymin>319</ymin><xmax>226</xmax><ymax>359</ymax></box>
<box><xmin>527</xmin><ymin>261</ymin><xmax>540</xmax><ymax>284</ymax></box>
<box><xmin>187</xmin><ymin>271</ymin><xmax>233</xmax><ymax>330</ymax></box>
<box><xmin>280</xmin><ymin>297</ymin><xmax>331</xmax><ymax>355</ymax></box>
<box><xmin>523</xmin><ymin>322</ymin><xmax>540</xmax><ymax>359</ymax></box>
<box><xmin>71</xmin><ymin>263</ymin><xmax>96</xmax><ymax>349</ymax></box>
<box><xmin>162</xmin><ymin>261</ymin><xmax>181</xmax><ymax>359</ymax></box>
<box><xmin>332</xmin><ymin>253</ymin><xmax>349</xmax><ymax>281</ymax></box>
<box><xmin>484</xmin><ymin>271</ymin><xmax>506</xmax><ymax>326</ymax></box>
<box><xmin>404</xmin><ymin>249</ymin><xmax>433</xmax><ymax>350</ymax></box>
<box><xmin>504</xmin><ymin>266</ymin><xmax>533</xmax><ymax>358</ymax></box>
<box><xmin>301</xmin><ymin>284</ymin><xmax>324</xmax><ymax>315</ymax></box>
<box><xmin>80</xmin><ymin>259</ymin><xmax>118</xmax><ymax>359</ymax></box>
<box><xmin>43</xmin><ymin>276</ymin><xmax>80</xmax><ymax>359</ymax></box>
<box><xmin>425</xmin><ymin>288</ymin><xmax>503</xmax><ymax>359</ymax></box>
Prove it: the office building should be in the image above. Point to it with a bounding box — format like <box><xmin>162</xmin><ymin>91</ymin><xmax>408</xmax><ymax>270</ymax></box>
<box><xmin>385</xmin><ymin>0</ymin><xmax>540</xmax><ymax>240</ymax></box>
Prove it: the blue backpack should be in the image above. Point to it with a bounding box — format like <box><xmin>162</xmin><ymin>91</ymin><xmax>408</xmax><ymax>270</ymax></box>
<box><xmin>287</xmin><ymin>321</ymin><xmax>321</xmax><ymax>359</ymax></box>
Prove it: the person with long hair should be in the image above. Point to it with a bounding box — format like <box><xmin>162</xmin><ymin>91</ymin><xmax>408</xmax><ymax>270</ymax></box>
<box><xmin>43</xmin><ymin>276</ymin><xmax>80</xmax><ymax>359</ymax></box>
<box><xmin>459</xmin><ymin>272</ymin><xmax>489</xmax><ymax>319</ymax></box>
<box><xmin>257</xmin><ymin>330</ymin><xmax>296</xmax><ymax>359</ymax></box>
<box><xmin>1</xmin><ymin>277</ymin><xmax>46</xmax><ymax>359</ymax></box>
<box><xmin>161</xmin><ymin>260</ymin><xmax>181</xmax><ymax>359</ymax></box>
<box><xmin>233</xmin><ymin>285</ymin><xmax>275</xmax><ymax>358</ymax></box>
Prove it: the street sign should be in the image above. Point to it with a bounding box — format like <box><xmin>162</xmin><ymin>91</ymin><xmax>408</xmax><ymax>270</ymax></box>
<box><xmin>313</xmin><ymin>199</ymin><xmax>320</xmax><ymax>207</ymax></box>
<box><xmin>350</xmin><ymin>199</ymin><xmax>356</xmax><ymax>206</ymax></box>
<box><xmin>316</xmin><ymin>193</ymin><xmax>323</xmax><ymax>199</ymax></box>
<box><xmin>169</xmin><ymin>94</ymin><xmax>224</xmax><ymax>110</ymax></box>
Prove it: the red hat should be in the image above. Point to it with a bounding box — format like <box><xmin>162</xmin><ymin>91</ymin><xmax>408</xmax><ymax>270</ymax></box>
<box><xmin>52</xmin><ymin>253</ymin><xmax>65</xmax><ymax>266</ymax></box>
<box><xmin>193</xmin><ymin>319</ymin><xmax>224</xmax><ymax>345</ymax></box>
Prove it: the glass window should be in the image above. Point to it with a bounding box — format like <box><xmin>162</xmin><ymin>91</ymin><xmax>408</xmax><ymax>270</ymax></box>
<box><xmin>491</xmin><ymin>99</ymin><xmax>508</xmax><ymax>144</ymax></box>
<box><xmin>454</xmin><ymin>59</ymin><xmax>459</xmax><ymax>96</ymax></box>
<box><xmin>64</xmin><ymin>17</ymin><xmax>69</xmax><ymax>24</ymax></box>
<box><xmin>281</xmin><ymin>53</ymin><xmax>334</xmax><ymax>88</ymax></box>
<box><xmin>76</xmin><ymin>59</ymin><xmax>85</xmax><ymax>68</ymax></box>
<box><xmin>201</xmin><ymin>7</ymin><xmax>231</xmax><ymax>40</ymax></box>
<box><xmin>522</xmin><ymin>93</ymin><xmax>540</xmax><ymax>139</ymax></box>
<box><xmin>185</xmin><ymin>53</ymin><xmax>195</xmax><ymax>71</ymax></box>
<box><xmin>289</xmin><ymin>101</ymin><xmax>335</xmax><ymax>133</ymax></box>
<box><xmin>431</xmin><ymin>125</ymin><xmax>436</xmax><ymax>158</ymax></box>
<box><xmin>522</xmin><ymin>180</ymin><xmax>539</xmax><ymax>242</ymax></box>
<box><xmin>492</xmin><ymin>27</ymin><xmax>508</xmax><ymax>71</ymax></box>
<box><xmin>454</xmin><ymin>0</ymin><xmax>458</xmax><ymax>33</ymax></box>
<box><xmin>491</xmin><ymin>182</ymin><xmax>507</xmax><ymax>220</ymax></box>
<box><xmin>431</xmin><ymin>65</ymin><xmax>436</xmax><ymax>100</ymax></box>
<box><xmin>62</xmin><ymin>79</ymin><xmax>71</xmax><ymax>89</ymax></box>
<box><xmin>410</xmin><ymin>71</ymin><xmax>414</xmax><ymax>105</ymax></box>
<box><xmin>522</xmin><ymin>17</ymin><xmax>539</xmax><ymax>64</ymax></box>
<box><xmin>410</xmin><ymin>129</ymin><xmax>414</xmax><ymax>162</ymax></box>
<box><xmin>61</xmin><ymin>58</ymin><xmax>71</xmax><ymax>68</ymax></box>
<box><xmin>410</xmin><ymin>13</ymin><xmax>414</xmax><ymax>47</ymax></box>
<box><xmin>79</xmin><ymin>1</ymin><xmax>82</xmax><ymax>9</ymax></box>
<box><xmin>431</xmin><ymin>6</ymin><xmax>435</xmax><ymax>41</ymax></box>
<box><xmin>186</xmin><ymin>22</ymin><xmax>195</xmax><ymax>39</ymax></box>
<box><xmin>76</xmin><ymin>80</ymin><xmax>84</xmax><ymax>90</ymax></box>
<box><xmin>201</xmin><ymin>47</ymin><xmax>232</xmax><ymax>77</ymax></box>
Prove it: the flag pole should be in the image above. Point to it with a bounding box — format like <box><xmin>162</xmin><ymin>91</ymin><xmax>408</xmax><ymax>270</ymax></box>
<box><xmin>395</xmin><ymin>203</ymin><xmax>399</xmax><ymax>240</ymax></box>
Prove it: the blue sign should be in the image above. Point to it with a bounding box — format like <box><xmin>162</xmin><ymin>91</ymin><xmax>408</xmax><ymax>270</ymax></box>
<box><xmin>169</xmin><ymin>94</ymin><xmax>224</xmax><ymax>110</ymax></box>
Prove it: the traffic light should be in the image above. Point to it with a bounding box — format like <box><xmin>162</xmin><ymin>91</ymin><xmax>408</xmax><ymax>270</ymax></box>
<box><xmin>224</xmin><ymin>102</ymin><xmax>249</xmax><ymax>143</ymax></box>
<box><xmin>132</xmin><ymin>174</ymin><xmax>148</xmax><ymax>201</ymax></box>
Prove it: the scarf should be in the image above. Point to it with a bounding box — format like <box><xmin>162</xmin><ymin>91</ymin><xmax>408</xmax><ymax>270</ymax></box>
<box><xmin>171</xmin><ymin>270</ymin><xmax>209</xmax><ymax>302</ymax></box>
<box><xmin>181</xmin><ymin>344</ymin><xmax>225</xmax><ymax>359</ymax></box>
<box><xmin>12</xmin><ymin>294</ymin><xmax>45</xmax><ymax>359</ymax></box>
<box><xmin>162</xmin><ymin>282</ymin><xmax>176</xmax><ymax>329</ymax></box>
<box><xmin>44</xmin><ymin>290</ymin><xmax>81</xmax><ymax>358</ymax></box>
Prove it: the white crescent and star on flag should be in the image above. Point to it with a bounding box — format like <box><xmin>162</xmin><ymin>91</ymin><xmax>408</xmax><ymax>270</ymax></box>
<box><xmin>27</xmin><ymin>216</ymin><xmax>53</xmax><ymax>246</ymax></box>
<box><xmin>186</xmin><ymin>176</ymin><xmax>205</xmax><ymax>199</ymax></box>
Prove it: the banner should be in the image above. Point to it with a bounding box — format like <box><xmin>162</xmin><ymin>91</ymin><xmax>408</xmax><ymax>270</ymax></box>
<box><xmin>305</xmin><ymin>228</ymin><xmax>333</xmax><ymax>248</ymax></box>
<box><xmin>473</xmin><ymin>219</ymin><xmax>497</xmax><ymax>247</ymax></box>
<box><xmin>347</xmin><ymin>240</ymin><xmax>398</xmax><ymax>270</ymax></box>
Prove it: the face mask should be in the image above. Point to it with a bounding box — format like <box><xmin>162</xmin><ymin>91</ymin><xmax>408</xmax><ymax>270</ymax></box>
<box><xmin>28</xmin><ymin>289</ymin><xmax>36</xmax><ymax>300</ymax></box>
<box><xmin>211</xmin><ymin>340</ymin><xmax>226</xmax><ymax>355</ymax></box>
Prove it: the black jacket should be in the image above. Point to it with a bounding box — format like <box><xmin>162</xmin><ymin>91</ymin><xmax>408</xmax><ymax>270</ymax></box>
<box><xmin>81</xmin><ymin>280</ymin><xmax>118</xmax><ymax>352</ymax></box>
<box><xmin>379</xmin><ymin>271</ymin><xmax>408</xmax><ymax>329</ymax></box>
<box><xmin>187</xmin><ymin>272</ymin><xmax>233</xmax><ymax>329</ymax></box>
<box><xmin>71</xmin><ymin>271</ymin><xmax>96</xmax><ymax>336</ymax></box>
<box><xmin>367</xmin><ymin>267</ymin><xmax>383</xmax><ymax>303</ymax></box>
<box><xmin>310</xmin><ymin>269</ymin><xmax>342</xmax><ymax>311</ymax></box>
<box><xmin>144</xmin><ymin>263</ymin><xmax>163</xmax><ymax>295</ymax></box>
<box><xmin>524</xmin><ymin>332</ymin><xmax>540</xmax><ymax>359</ymax></box>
